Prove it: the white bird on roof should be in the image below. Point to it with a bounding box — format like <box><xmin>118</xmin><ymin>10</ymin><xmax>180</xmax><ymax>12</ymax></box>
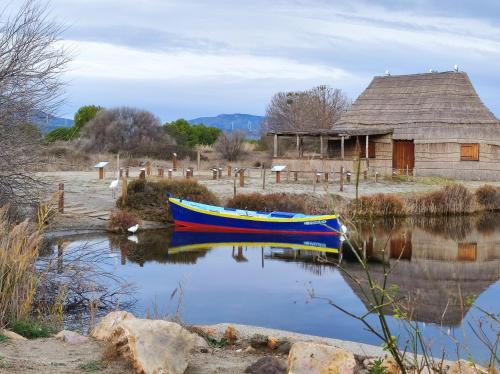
<box><xmin>128</xmin><ymin>224</ymin><xmax>139</xmax><ymax>234</ymax></box>
<box><xmin>109</xmin><ymin>179</ymin><xmax>119</xmax><ymax>198</ymax></box>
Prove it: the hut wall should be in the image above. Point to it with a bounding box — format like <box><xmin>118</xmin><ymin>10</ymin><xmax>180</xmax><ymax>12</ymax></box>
<box><xmin>415</xmin><ymin>142</ymin><xmax>500</xmax><ymax>180</ymax></box>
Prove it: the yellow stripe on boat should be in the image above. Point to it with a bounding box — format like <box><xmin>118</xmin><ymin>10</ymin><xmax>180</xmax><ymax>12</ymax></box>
<box><xmin>169</xmin><ymin>198</ymin><xmax>337</xmax><ymax>223</ymax></box>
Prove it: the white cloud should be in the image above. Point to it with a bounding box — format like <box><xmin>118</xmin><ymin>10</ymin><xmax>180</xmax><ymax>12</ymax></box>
<box><xmin>66</xmin><ymin>40</ymin><xmax>350</xmax><ymax>82</ymax></box>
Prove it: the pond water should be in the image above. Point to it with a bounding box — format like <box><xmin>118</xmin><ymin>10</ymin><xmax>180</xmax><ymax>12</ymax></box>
<box><xmin>45</xmin><ymin>213</ymin><xmax>500</xmax><ymax>363</ymax></box>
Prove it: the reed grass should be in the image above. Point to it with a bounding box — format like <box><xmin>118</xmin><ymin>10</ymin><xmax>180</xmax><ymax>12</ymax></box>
<box><xmin>475</xmin><ymin>185</ymin><xmax>500</xmax><ymax>211</ymax></box>
<box><xmin>108</xmin><ymin>210</ymin><xmax>141</xmax><ymax>233</ymax></box>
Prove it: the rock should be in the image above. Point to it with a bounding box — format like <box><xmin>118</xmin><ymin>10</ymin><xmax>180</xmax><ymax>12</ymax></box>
<box><xmin>0</xmin><ymin>329</ymin><xmax>27</xmax><ymax>340</ymax></box>
<box><xmin>109</xmin><ymin>318</ymin><xmax>196</xmax><ymax>374</ymax></box>
<box><xmin>250</xmin><ymin>333</ymin><xmax>268</xmax><ymax>348</ymax></box>
<box><xmin>267</xmin><ymin>336</ymin><xmax>279</xmax><ymax>350</ymax></box>
<box><xmin>90</xmin><ymin>311</ymin><xmax>135</xmax><ymax>341</ymax></box>
<box><xmin>244</xmin><ymin>346</ymin><xmax>256</xmax><ymax>353</ymax></box>
<box><xmin>287</xmin><ymin>342</ymin><xmax>357</xmax><ymax>374</ymax></box>
<box><xmin>448</xmin><ymin>360</ymin><xmax>488</xmax><ymax>374</ymax></box>
<box><xmin>245</xmin><ymin>356</ymin><xmax>288</xmax><ymax>374</ymax></box>
<box><xmin>194</xmin><ymin>334</ymin><xmax>209</xmax><ymax>349</ymax></box>
<box><xmin>55</xmin><ymin>330</ymin><xmax>89</xmax><ymax>345</ymax></box>
<box><xmin>223</xmin><ymin>325</ymin><xmax>238</xmax><ymax>345</ymax></box>
<box><xmin>363</xmin><ymin>357</ymin><xmax>400</xmax><ymax>374</ymax></box>
<box><xmin>277</xmin><ymin>340</ymin><xmax>292</xmax><ymax>354</ymax></box>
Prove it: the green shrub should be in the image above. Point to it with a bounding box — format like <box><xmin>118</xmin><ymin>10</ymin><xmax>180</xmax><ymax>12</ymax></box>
<box><xmin>44</xmin><ymin>127</ymin><xmax>77</xmax><ymax>143</ymax></box>
<box><xmin>118</xmin><ymin>179</ymin><xmax>219</xmax><ymax>222</ymax></box>
<box><xmin>0</xmin><ymin>333</ymin><xmax>8</xmax><ymax>343</ymax></box>
<box><xmin>10</xmin><ymin>319</ymin><xmax>55</xmax><ymax>339</ymax></box>
<box><xmin>475</xmin><ymin>185</ymin><xmax>500</xmax><ymax>211</ymax></box>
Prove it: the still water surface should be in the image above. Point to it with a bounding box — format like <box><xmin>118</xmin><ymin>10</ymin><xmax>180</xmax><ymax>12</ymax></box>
<box><xmin>48</xmin><ymin>214</ymin><xmax>500</xmax><ymax>363</ymax></box>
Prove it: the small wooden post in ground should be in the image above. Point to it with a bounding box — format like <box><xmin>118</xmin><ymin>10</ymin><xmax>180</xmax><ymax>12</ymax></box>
<box><xmin>186</xmin><ymin>168</ymin><xmax>193</xmax><ymax>179</ymax></box>
<box><xmin>294</xmin><ymin>171</ymin><xmax>298</xmax><ymax>181</ymax></box>
<box><xmin>146</xmin><ymin>161</ymin><xmax>151</xmax><ymax>176</ymax></box>
<box><xmin>126</xmin><ymin>167</ymin><xmax>129</xmax><ymax>178</ymax></box>
<box><xmin>58</xmin><ymin>183</ymin><xmax>64</xmax><ymax>213</ymax></box>
<box><xmin>276</xmin><ymin>171</ymin><xmax>281</xmax><ymax>184</ymax></box>
<box><xmin>324</xmin><ymin>172</ymin><xmax>329</xmax><ymax>182</ymax></box>
<box><xmin>227</xmin><ymin>165</ymin><xmax>232</xmax><ymax>177</ymax></box>
<box><xmin>172</xmin><ymin>153</ymin><xmax>178</xmax><ymax>171</ymax></box>
<box><xmin>218</xmin><ymin>168</ymin><xmax>222</xmax><ymax>179</ymax></box>
<box><xmin>158</xmin><ymin>167</ymin><xmax>164</xmax><ymax>178</ymax></box>
<box><xmin>316</xmin><ymin>173</ymin><xmax>321</xmax><ymax>183</ymax></box>
<box><xmin>212</xmin><ymin>168</ymin><xmax>217</xmax><ymax>180</ymax></box>
<box><xmin>139</xmin><ymin>169</ymin><xmax>146</xmax><ymax>179</ymax></box>
<box><xmin>197</xmin><ymin>150</ymin><xmax>201</xmax><ymax>171</ymax></box>
<box><xmin>340</xmin><ymin>166</ymin><xmax>344</xmax><ymax>192</ymax></box>
<box><xmin>119</xmin><ymin>168</ymin><xmax>123</xmax><ymax>178</ymax></box>
<box><xmin>375</xmin><ymin>172</ymin><xmax>379</xmax><ymax>183</ymax></box>
<box><xmin>239</xmin><ymin>170</ymin><xmax>245</xmax><ymax>187</ymax></box>
<box><xmin>168</xmin><ymin>169</ymin><xmax>173</xmax><ymax>180</ymax></box>
<box><xmin>364</xmin><ymin>170</ymin><xmax>368</xmax><ymax>181</ymax></box>
<box><xmin>346</xmin><ymin>172</ymin><xmax>351</xmax><ymax>183</ymax></box>
<box><xmin>121</xmin><ymin>177</ymin><xmax>128</xmax><ymax>204</ymax></box>
<box><xmin>98</xmin><ymin>167</ymin><xmax>104</xmax><ymax>179</ymax></box>
<box><xmin>262</xmin><ymin>168</ymin><xmax>266</xmax><ymax>190</ymax></box>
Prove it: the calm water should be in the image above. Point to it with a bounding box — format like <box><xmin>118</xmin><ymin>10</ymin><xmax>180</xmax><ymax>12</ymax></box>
<box><xmin>46</xmin><ymin>214</ymin><xmax>500</xmax><ymax>363</ymax></box>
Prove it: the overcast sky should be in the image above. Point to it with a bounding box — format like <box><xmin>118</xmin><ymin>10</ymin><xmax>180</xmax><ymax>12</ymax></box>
<box><xmin>8</xmin><ymin>0</ymin><xmax>500</xmax><ymax>121</ymax></box>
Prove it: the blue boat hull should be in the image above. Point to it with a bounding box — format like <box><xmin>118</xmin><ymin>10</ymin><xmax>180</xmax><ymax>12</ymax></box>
<box><xmin>168</xmin><ymin>198</ymin><xmax>340</xmax><ymax>235</ymax></box>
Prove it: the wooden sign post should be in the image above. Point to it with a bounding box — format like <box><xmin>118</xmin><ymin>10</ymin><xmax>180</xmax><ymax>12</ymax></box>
<box><xmin>121</xmin><ymin>177</ymin><xmax>128</xmax><ymax>204</ymax></box>
<box><xmin>58</xmin><ymin>183</ymin><xmax>64</xmax><ymax>213</ymax></box>
<box><xmin>172</xmin><ymin>153</ymin><xmax>178</xmax><ymax>171</ymax></box>
<box><xmin>227</xmin><ymin>165</ymin><xmax>232</xmax><ymax>177</ymax></box>
<box><xmin>239</xmin><ymin>170</ymin><xmax>245</xmax><ymax>187</ymax></box>
<box><xmin>340</xmin><ymin>166</ymin><xmax>344</xmax><ymax>192</ymax></box>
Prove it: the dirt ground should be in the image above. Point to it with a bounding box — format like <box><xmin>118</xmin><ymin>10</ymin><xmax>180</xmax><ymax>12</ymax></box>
<box><xmin>39</xmin><ymin>168</ymin><xmax>500</xmax><ymax>230</ymax></box>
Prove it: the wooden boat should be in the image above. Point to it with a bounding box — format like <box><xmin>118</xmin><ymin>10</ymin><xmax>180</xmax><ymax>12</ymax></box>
<box><xmin>168</xmin><ymin>197</ymin><xmax>343</xmax><ymax>235</ymax></box>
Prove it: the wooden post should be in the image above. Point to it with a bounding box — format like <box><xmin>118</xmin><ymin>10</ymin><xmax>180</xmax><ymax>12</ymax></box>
<box><xmin>227</xmin><ymin>165</ymin><xmax>232</xmax><ymax>177</ymax></box>
<box><xmin>316</xmin><ymin>173</ymin><xmax>321</xmax><ymax>183</ymax></box>
<box><xmin>363</xmin><ymin>170</ymin><xmax>367</xmax><ymax>181</ymax></box>
<box><xmin>294</xmin><ymin>171</ymin><xmax>298</xmax><ymax>181</ymax></box>
<box><xmin>218</xmin><ymin>168</ymin><xmax>222</xmax><ymax>179</ymax></box>
<box><xmin>119</xmin><ymin>168</ymin><xmax>123</xmax><ymax>178</ymax></box>
<box><xmin>172</xmin><ymin>153</ymin><xmax>177</xmax><ymax>171</ymax></box>
<box><xmin>146</xmin><ymin>161</ymin><xmax>151</xmax><ymax>176</ymax></box>
<box><xmin>320</xmin><ymin>135</ymin><xmax>325</xmax><ymax>158</ymax></box>
<box><xmin>117</xmin><ymin>153</ymin><xmax>120</xmax><ymax>179</ymax></box>
<box><xmin>126</xmin><ymin>167</ymin><xmax>129</xmax><ymax>178</ymax></box>
<box><xmin>324</xmin><ymin>172</ymin><xmax>329</xmax><ymax>182</ymax></box>
<box><xmin>313</xmin><ymin>172</ymin><xmax>317</xmax><ymax>192</ymax></box>
<box><xmin>98</xmin><ymin>167</ymin><xmax>104</xmax><ymax>180</ymax></box>
<box><xmin>365</xmin><ymin>135</ymin><xmax>369</xmax><ymax>167</ymax></box>
<box><xmin>273</xmin><ymin>134</ymin><xmax>278</xmax><ymax>158</ymax></box>
<box><xmin>158</xmin><ymin>167</ymin><xmax>164</xmax><ymax>178</ymax></box>
<box><xmin>340</xmin><ymin>166</ymin><xmax>344</xmax><ymax>192</ymax></box>
<box><xmin>212</xmin><ymin>169</ymin><xmax>217</xmax><ymax>180</ymax></box>
<box><xmin>262</xmin><ymin>168</ymin><xmax>266</xmax><ymax>190</ymax></box>
<box><xmin>239</xmin><ymin>170</ymin><xmax>244</xmax><ymax>187</ymax></box>
<box><xmin>121</xmin><ymin>177</ymin><xmax>128</xmax><ymax>204</ymax></box>
<box><xmin>341</xmin><ymin>136</ymin><xmax>345</xmax><ymax>160</ymax></box>
<box><xmin>139</xmin><ymin>169</ymin><xmax>145</xmax><ymax>179</ymax></box>
<box><xmin>276</xmin><ymin>171</ymin><xmax>281</xmax><ymax>184</ymax></box>
<box><xmin>346</xmin><ymin>172</ymin><xmax>351</xmax><ymax>183</ymax></box>
<box><xmin>197</xmin><ymin>150</ymin><xmax>201</xmax><ymax>171</ymax></box>
<box><xmin>168</xmin><ymin>169</ymin><xmax>173</xmax><ymax>180</ymax></box>
<box><xmin>296</xmin><ymin>135</ymin><xmax>300</xmax><ymax>157</ymax></box>
<box><xmin>375</xmin><ymin>172</ymin><xmax>379</xmax><ymax>183</ymax></box>
<box><xmin>58</xmin><ymin>183</ymin><xmax>64</xmax><ymax>213</ymax></box>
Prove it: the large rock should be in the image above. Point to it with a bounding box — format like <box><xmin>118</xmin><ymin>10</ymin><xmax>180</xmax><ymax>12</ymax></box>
<box><xmin>90</xmin><ymin>311</ymin><xmax>136</xmax><ymax>341</ymax></box>
<box><xmin>288</xmin><ymin>342</ymin><xmax>357</xmax><ymax>374</ymax></box>
<box><xmin>109</xmin><ymin>318</ymin><xmax>196</xmax><ymax>374</ymax></box>
<box><xmin>55</xmin><ymin>330</ymin><xmax>89</xmax><ymax>345</ymax></box>
<box><xmin>245</xmin><ymin>356</ymin><xmax>288</xmax><ymax>374</ymax></box>
<box><xmin>0</xmin><ymin>329</ymin><xmax>27</xmax><ymax>340</ymax></box>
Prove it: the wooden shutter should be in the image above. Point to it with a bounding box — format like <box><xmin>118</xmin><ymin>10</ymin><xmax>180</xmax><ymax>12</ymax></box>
<box><xmin>460</xmin><ymin>144</ymin><xmax>479</xmax><ymax>161</ymax></box>
<box><xmin>458</xmin><ymin>243</ymin><xmax>477</xmax><ymax>261</ymax></box>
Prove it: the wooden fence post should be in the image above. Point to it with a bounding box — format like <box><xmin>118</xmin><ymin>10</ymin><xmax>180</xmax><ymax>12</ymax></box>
<box><xmin>375</xmin><ymin>172</ymin><xmax>379</xmax><ymax>183</ymax></box>
<box><xmin>294</xmin><ymin>171</ymin><xmax>298</xmax><ymax>181</ymax></box>
<box><xmin>346</xmin><ymin>172</ymin><xmax>351</xmax><ymax>183</ymax></box>
<box><xmin>212</xmin><ymin>168</ymin><xmax>217</xmax><ymax>180</ymax></box>
<box><xmin>121</xmin><ymin>177</ymin><xmax>128</xmax><ymax>204</ymax></box>
<box><xmin>58</xmin><ymin>183</ymin><xmax>64</xmax><ymax>213</ymax></box>
<box><xmin>158</xmin><ymin>167</ymin><xmax>164</xmax><ymax>178</ymax></box>
<box><xmin>197</xmin><ymin>150</ymin><xmax>201</xmax><ymax>171</ymax></box>
<box><xmin>276</xmin><ymin>171</ymin><xmax>281</xmax><ymax>184</ymax></box>
<box><xmin>218</xmin><ymin>168</ymin><xmax>222</xmax><ymax>179</ymax></box>
<box><xmin>98</xmin><ymin>167</ymin><xmax>104</xmax><ymax>180</ymax></box>
<box><xmin>119</xmin><ymin>168</ymin><xmax>123</xmax><ymax>178</ymax></box>
<box><xmin>324</xmin><ymin>172</ymin><xmax>329</xmax><ymax>182</ymax></box>
<box><xmin>262</xmin><ymin>168</ymin><xmax>266</xmax><ymax>190</ymax></box>
<box><xmin>239</xmin><ymin>170</ymin><xmax>245</xmax><ymax>187</ymax></box>
<box><xmin>146</xmin><ymin>161</ymin><xmax>151</xmax><ymax>176</ymax></box>
<box><xmin>126</xmin><ymin>167</ymin><xmax>129</xmax><ymax>178</ymax></box>
<box><xmin>227</xmin><ymin>165</ymin><xmax>232</xmax><ymax>177</ymax></box>
<box><xmin>340</xmin><ymin>167</ymin><xmax>344</xmax><ymax>192</ymax></box>
<box><xmin>168</xmin><ymin>169</ymin><xmax>173</xmax><ymax>180</ymax></box>
<box><xmin>172</xmin><ymin>153</ymin><xmax>177</xmax><ymax>171</ymax></box>
<box><xmin>364</xmin><ymin>170</ymin><xmax>367</xmax><ymax>181</ymax></box>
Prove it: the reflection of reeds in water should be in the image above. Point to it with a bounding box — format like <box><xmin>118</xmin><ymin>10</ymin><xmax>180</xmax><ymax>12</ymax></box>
<box><xmin>410</xmin><ymin>215</ymin><xmax>472</xmax><ymax>241</ymax></box>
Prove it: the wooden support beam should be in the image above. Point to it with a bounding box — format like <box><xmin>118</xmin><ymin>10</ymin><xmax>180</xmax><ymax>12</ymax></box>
<box><xmin>366</xmin><ymin>135</ymin><xmax>370</xmax><ymax>167</ymax></box>
<box><xmin>273</xmin><ymin>134</ymin><xmax>278</xmax><ymax>158</ymax></box>
<box><xmin>296</xmin><ymin>135</ymin><xmax>300</xmax><ymax>157</ymax></box>
<box><xmin>320</xmin><ymin>135</ymin><xmax>325</xmax><ymax>158</ymax></box>
<box><xmin>341</xmin><ymin>136</ymin><xmax>345</xmax><ymax>160</ymax></box>
<box><xmin>121</xmin><ymin>177</ymin><xmax>128</xmax><ymax>204</ymax></box>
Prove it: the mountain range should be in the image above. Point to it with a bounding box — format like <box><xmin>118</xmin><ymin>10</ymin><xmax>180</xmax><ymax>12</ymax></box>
<box><xmin>188</xmin><ymin>113</ymin><xmax>265</xmax><ymax>139</ymax></box>
<box><xmin>31</xmin><ymin>110</ymin><xmax>74</xmax><ymax>133</ymax></box>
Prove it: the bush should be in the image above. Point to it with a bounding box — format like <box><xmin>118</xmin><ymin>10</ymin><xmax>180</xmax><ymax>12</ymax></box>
<box><xmin>226</xmin><ymin>192</ymin><xmax>306</xmax><ymax>213</ymax></box>
<box><xmin>407</xmin><ymin>184</ymin><xmax>473</xmax><ymax>216</ymax></box>
<box><xmin>117</xmin><ymin>179</ymin><xmax>219</xmax><ymax>222</ymax></box>
<box><xmin>108</xmin><ymin>210</ymin><xmax>140</xmax><ymax>233</ymax></box>
<box><xmin>10</xmin><ymin>319</ymin><xmax>54</xmax><ymax>339</ymax></box>
<box><xmin>475</xmin><ymin>185</ymin><xmax>500</xmax><ymax>211</ymax></box>
<box><xmin>214</xmin><ymin>131</ymin><xmax>246</xmax><ymax>161</ymax></box>
<box><xmin>348</xmin><ymin>193</ymin><xmax>406</xmax><ymax>218</ymax></box>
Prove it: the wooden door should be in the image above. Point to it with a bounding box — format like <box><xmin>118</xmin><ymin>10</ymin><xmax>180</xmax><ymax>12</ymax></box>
<box><xmin>393</xmin><ymin>140</ymin><xmax>415</xmax><ymax>174</ymax></box>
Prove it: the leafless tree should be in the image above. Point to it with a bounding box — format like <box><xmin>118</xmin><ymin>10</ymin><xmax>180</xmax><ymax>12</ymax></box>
<box><xmin>0</xmin><ymin>1</ymin><xmax>70</xmax><ymax>210</ymax></box>
<box><xmin>214</xmin><ymin>131</ymin><xmax>246</xmax><ymax>161</ymax></box>
<box><xmin>264</xmin><ymin>85</ymin><xmax>350</xmax><ymax>132</ymax></box>
<box><xmin>80</xmin><ymin>107</ymin><xmax>175</xmax><ymax>157</ymax></box>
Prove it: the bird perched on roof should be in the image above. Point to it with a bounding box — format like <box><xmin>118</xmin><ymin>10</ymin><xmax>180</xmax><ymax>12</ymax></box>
<box><xmin>128</xmin><ymin>224</ymin><xmax>139</xmax><ymax>234</ymax></box>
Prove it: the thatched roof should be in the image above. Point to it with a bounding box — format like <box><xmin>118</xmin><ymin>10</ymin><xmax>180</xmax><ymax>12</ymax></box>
<box><xmin>334</xmin><ymin>71</ymin><xmax>499</xmax><ymax>132</ymax></box>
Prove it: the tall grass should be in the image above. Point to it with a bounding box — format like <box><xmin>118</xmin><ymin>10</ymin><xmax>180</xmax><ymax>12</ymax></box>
<box><xmin>0</xmin><ymin>206</ymin><xmax>44</xmax><ymax>327</ymax></box>
<box><xmin>475</xmin><ymin>185</ymin><xmax>500</xmax><ymax>211</ymax></box>
<box><xmin>405</xmin><ymin>184</ymin><xmax>474</xmax><ymax>216</ymax></box>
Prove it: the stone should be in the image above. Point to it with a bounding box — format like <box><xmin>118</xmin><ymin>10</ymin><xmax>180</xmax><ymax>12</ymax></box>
<box><xmin>55</xmin><ymin>330</ymin><xmax>89</xmax><ymax>345</ymax></box>
<box><xmin>287</xmin><ymin>342</ymin><xmax>357</xmax><ymax>374</ymax></box>
<box><xmin>448</xmin><ymin>360</ymin><xmax>488</xmax><ymax>374</ymax></box>
<box><xmin>267</xmin><ymin>336</ymin><xmax>279</xmax><ymax>350</ymax></box>
<box><xmin>245</xmin><ymin>356</ymin><xmax>288</xmax><ymax>374</ymax></box>
<box><xmin>109</xmin><ymin>318</ymin><xmax>196</xmax><ymax>374</ymax></box>
<box><xmin>0</xmin><ymin>329</ymin><xmax>27</xmax><ymax>340</ymax></box>
<box><xmin>277</xmin><ymin>340</ymin><xmax>292</xmax><ymax>354</ymax></box>
<box><xmin>363</xmin><ymin>357</ymin><xmax>401</xmax><ymax>374</ymax></box>
<box><xmin>90</xmin><ymin>311</ymin><xmax>135</xmax><ymax>341</ymax></box>
<box><xmin>223</xmin><ymin>325</ymin><xmax>238</xmax><ymax>345</ymax></box>
<box><xmin>250</xmin><ymin>333</ymin><xmax>269</xmax><ymax>348</ymax></box>
<box><xmin>244</xmin><ymin>346</ymin><xmax>256</xmax><ymax>353</ymax></box>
